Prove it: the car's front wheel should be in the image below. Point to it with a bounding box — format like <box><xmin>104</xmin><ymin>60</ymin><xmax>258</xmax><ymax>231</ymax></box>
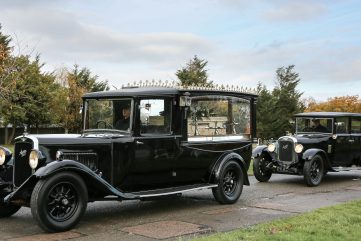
<box><xmin>253</xmin><ymin>155</ymin><xmax>272</xmax><ymax>182</ymax></box>
<box><xmin>30</xmin><ymin>172</ymin><xmax>88</xmax><ymax>232</ymax></box>
<box><xmin>212</xmin><ymin>160</ymin><xmax>244</xmax><ymax>204</ymax></box>
<box><xmin>0</xmin><ymin>203</ymin><xmax>21</xmax><ymax>218</ymax></box>
<box><xmin>303</xmin><ymin>154</ymin><xmax>324</xmax><ymax>187</ymax></box>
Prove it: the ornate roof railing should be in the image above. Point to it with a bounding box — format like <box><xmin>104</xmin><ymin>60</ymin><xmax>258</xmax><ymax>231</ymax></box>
<box><xmin>121</xmin><ymin>80</ymin><xmax>258</xmax><ymax>95</ymax></box>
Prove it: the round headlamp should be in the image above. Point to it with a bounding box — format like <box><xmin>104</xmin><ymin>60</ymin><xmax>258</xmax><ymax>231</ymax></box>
<box><xmin>29</xmin><ymin>150</ymin><xmax>40</xmax><ymax>169</ymax></box>
<box><xmin>56</xmin><ymin>150</ymin><xmax>63</xmax><ymax>161</ymax></box>
<box><xmin>295</xmin><ymin>144</ymin><xmax>304</xmax><ymax>154</ymax></box>
<box><xmin>0</xmin><ymin>148</ymin><xmax>6</xmax><ymax>165</ymax></box>
<box><xmin>267</xmin><ymin>143</ymin><xmax>276</xmax><ymax>152</ymax></box>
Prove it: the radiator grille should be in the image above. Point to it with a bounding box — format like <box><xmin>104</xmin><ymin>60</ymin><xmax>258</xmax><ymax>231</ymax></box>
<box><xmin>278</xmin><ymin>140</ymin><xmax>294</xmax><ymax>162</ymax></box>
<box><xmin>14</xmin><ymin>141</ymin><xmax>33</xmax><ymax>187</ymax></box>
<box><xmin>62</xmin><ymin>152</ymin><xmax>98</xmax><ymax>171</ymax></box>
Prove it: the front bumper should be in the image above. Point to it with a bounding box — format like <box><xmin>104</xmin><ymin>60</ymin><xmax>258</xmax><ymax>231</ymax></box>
<box><xmin>268</xmin><ymin>152</ymin><xmax>304</xmax><ymax>175</ymax></box>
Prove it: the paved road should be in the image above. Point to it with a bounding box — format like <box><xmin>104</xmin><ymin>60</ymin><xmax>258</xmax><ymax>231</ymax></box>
<box><xmin>1</xmin><ymin>172</ymin><xmax>361</xmax><ymax>241</ymax></box>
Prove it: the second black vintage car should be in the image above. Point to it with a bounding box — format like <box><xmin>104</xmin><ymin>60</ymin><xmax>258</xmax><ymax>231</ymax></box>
<box><xmin>0</xmin><ymin>83</ymin><xmax>257</xmax><ymax>232</ymax></box>
<box><xmin>253</xmin><ymin>112</ymin><xmax>361</xmax><ymax>187</ymax></box>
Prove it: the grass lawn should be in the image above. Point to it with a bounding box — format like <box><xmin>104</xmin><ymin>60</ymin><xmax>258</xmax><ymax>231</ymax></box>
<box><xmin>193</xmin><ymin>200</ymin><xmax>361</xmax><ymax>241</ymax></box>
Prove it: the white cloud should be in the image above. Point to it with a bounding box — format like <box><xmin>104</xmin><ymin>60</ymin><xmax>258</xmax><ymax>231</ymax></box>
<box><xmin>1</xmin><ymin>6</ymin><xmax>213</xmax><ymax>65</ymax></box>
<box><xmin>263</xmin><ymin>1</ymin><xmax>328</xmax><ymax>22</ymax></box>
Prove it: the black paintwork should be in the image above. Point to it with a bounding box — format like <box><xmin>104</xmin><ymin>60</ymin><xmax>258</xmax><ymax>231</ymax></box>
<box><xmin>1</xmin><ymin>87</ymin><xmax>257</xmax><ymax>205</ymax></box>
<box><xmin>253</xmin><ymin>112</ymin><xmax>361</xmax><ymax>175</ymax></box>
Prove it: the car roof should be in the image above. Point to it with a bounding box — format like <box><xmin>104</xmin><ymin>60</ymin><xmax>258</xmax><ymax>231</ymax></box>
<box><xmin>83</xmin><ymin>86</ymin><xmax>258</xmax><ymax>99</ymax></box>
<box><xmin>295</xmin><ymin>112</ymin><xmax>361</xmax><ymax>118</ymax></box>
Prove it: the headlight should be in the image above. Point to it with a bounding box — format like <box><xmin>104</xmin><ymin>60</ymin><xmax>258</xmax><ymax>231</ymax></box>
<box><xmin>0</xmin><ymin>147</ymin><xmax>12</xmax><ymax>165</ymax></box>
<box><xmin>56</xmin><ymin>150</ymin><xmax>63</xmax><ymax>160</ymax></box>
<box><xmin>0</xmin><ymin>148</ymin><xmax>6</xmax><ymax>165</ymax></box>
<box><xmin>267</xmin><ymin>143</ymin><xmax>276</xmax><ymax>152</ymax></box>
<box><xmin>295</xmin><ymin>144</ymin><xmax>304</xmax><ymax>153</ymax></box>
<box><xmin>29</xmin><ymin>150</ymin><xmax>40</xmax><ymax>169</ymax></box>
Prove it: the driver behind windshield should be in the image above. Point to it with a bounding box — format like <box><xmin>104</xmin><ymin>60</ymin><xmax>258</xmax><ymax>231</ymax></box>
<box><xmin>311</xmin><ymin>119</ymin><xmax>328</xmax><ymax>133</ymax></box>
<box><xmin>115</xmin><ymin>104</ymin><xmax>131</xmax><ymax>130</ymax></box>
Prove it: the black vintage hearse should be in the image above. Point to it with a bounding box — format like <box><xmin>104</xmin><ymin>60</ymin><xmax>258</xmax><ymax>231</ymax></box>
<box><xmin>253</xmin><ymin>112</ymin><xmax>361</xmax><ymax>187</ymax></box>
<box><xmin>0</xmin><ymin>84</ymin><xmax>257</xmax><ymax>232</ymax></box>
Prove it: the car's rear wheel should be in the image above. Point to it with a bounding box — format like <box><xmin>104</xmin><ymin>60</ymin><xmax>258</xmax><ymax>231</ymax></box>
<box><xmin>30</xmin><ymin>172</ymin><xmax>88</xmax><ymax>232</ymax></box>
<box><xmin>0</xmin><ymin>204</ymin><xmax>21</xmax><ymax>218</ymax></box>
<box><xmin>212</xmin><ymin>160</ymin><xmax>244</xmax><ymax>204</ymax></box>
<box><xmin>303</xmin><ymin>154</ymin><xmax>324</xmax><ymax>187</ymax></box>
<box><xmin>253</xmin><ymin>155</ymin><xmax>272</xmax><ymax>182</ymax></box>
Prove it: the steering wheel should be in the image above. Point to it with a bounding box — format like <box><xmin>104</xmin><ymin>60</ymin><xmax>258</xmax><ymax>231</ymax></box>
<box><xmin>96</xmin><ymin>120</ymin><xmax>112</xmax><ymax>129</ymax></box>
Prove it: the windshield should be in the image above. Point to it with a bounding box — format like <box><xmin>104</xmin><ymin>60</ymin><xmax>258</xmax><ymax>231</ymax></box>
<box><xmin>296</xmin><ymin>117</ymin><xmax>333</xmax><ymax>134</ymax></box>
<box><xmin>84</xmin><ymin>98</ymin><xmax>132</xmax><ymax>133</ymax></box>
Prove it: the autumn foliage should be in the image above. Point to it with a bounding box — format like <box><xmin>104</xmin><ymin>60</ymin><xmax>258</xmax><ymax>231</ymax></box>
<box><xmin>306</xmin><ymin>95</ymin><xmax>361</xmax><ymax>113</ymax></box>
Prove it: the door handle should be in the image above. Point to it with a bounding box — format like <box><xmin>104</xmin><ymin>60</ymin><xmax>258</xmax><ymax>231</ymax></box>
<box><xmin>136</xmin><ymin>141</ymin><xmax>144</xmax><ymax>145</ymax></box>
<box><xmin>348</xmin><ymin>139</ymin><xmax>355</xmax><ymax>143</ymax></box>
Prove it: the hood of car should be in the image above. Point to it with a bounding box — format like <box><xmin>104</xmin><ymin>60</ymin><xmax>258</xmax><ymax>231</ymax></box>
<box><xmin>30</xmin><ymin>134</ymin><xmax>132</xmax><ymax>145</ymax></box>
<box><xmin>292</xmin><ymin>134</ymin><xmax>331</xmax><ymax>144</ymax></box>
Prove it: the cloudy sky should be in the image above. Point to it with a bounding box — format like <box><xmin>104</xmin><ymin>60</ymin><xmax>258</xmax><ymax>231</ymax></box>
<box><xmin>1</xmin><ymin>0</ymin><xmax>360</xmax><ymax>100</ymax></box>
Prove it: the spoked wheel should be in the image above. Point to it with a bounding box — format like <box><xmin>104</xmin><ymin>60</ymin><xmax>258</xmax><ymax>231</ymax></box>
<box><xmin>31</xmin><ymin>172</ymin><xmax>88</xmax><ymax>232</ymax></box>
<box><xmin>213</xmin><ymin>160</ymin><xmax>244</xmax><ymax>204</ymax></box>
<box><xmin>303</xmin><ymin>154</ymin><xmax>324</xmax><ymax>187</ymax></box>
<box><xmin>47</xmin><ymin>183</ymin><xmax>79</xmax><ymax>222</ymax></box>
<box><xmin>0</xmin><ymin>203</ymin><xmax>21</xmax><ymax>218</ymax></box>
<box><xmin>253</xmin><ymin>155</ymin><xmax>272</xmax><ymax>182</ymax></box>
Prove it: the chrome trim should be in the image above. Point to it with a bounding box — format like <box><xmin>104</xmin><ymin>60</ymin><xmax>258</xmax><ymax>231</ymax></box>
<box><xmin>188</xmin><ymin>135</ymin><xmax>246</xmax><ymax>142</ymax></box>
<box><xmin>278</xmin><ymin>136</ymin><xmax>297</xmax><ymax>143</ymax></box>
<box><xmin>137</xmin><ymin>184</ymin><xmax>218</xmax><ymax>198</ymax></box>
<box><xmin>15</xmin><ymin>135</ymin><xmax>39</xmax><ymax>150</ymax></box>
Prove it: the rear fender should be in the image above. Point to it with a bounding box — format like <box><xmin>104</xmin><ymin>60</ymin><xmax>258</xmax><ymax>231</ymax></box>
<box><xmin>211</xmin><ymin>152</ymin><xmax>250</xmax><ymax>186</ymax></box>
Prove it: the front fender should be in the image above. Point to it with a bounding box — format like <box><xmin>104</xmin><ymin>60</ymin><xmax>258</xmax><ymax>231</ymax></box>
<box><xmin>302</xmin><ymin>148</ymin><xmax>331</xmax><ymax>169</ymax></box>
<box><xmin>212</xmin><ymin>152</ymin><xmax>250</xmax><ymax>186</ymax></box>
<box><xmin>4</xmin><ymin>160</ymin><xmax>137</xmax><ymax>203</ymax></box>
<box><xmin>252</xmin><ymin>145</ymin><xmax>267</xmax><ymax>158</ymax></box>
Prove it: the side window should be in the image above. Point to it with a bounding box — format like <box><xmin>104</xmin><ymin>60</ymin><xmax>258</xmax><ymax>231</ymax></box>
<box><xmin>187</xmin><ymin>96</ymin><xmax>250</xmax><ymax>139</ymax></box>
<box><xmin>351</xmin><ymin>118</ymin><xmax>361</xmax><ymax>134</ymax></box>
<box><xmin>140</xmin><ymin>99</ymin><xmax>172</xmax><ymax>134</ymax></box>
<box><xmin>335</xmin><ymin>117</ymin><xmax>349</xmax><ymax>134</ymax></box>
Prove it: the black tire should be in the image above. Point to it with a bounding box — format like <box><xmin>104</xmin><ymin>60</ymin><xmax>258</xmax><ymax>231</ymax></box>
<box><xmin>303</xmin><ymin>154</ymin><xmax>324</xmax><ymax>187</ymax></box>
<box><xmin>0</xmin><ymin>204</ymin><xmax>21</xmax><ymax>218</ymax></box>
<box><xmin>30</xmin><ymin>172</ymin><xmax>88</xmax><ymax>232</ymax></box>
<box><xmin>253</xmin><ymin>155</ymin><xmax>272</xmax><ymax>182</ymax></box>
<box><xmin>212</xmin><ymin>160</ymin><xmax>244</xmax><ymax>204</ymax></box>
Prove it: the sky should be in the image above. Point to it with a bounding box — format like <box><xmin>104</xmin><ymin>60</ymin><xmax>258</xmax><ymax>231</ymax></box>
<box><xmin>1</xmin><ymin>0</ymin><xmax>360</xmax><ymax>101</ymax></box>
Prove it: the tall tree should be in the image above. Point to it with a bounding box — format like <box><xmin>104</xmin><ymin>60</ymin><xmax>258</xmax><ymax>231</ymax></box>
<box><xmin>0</xmin><ymin>24</ymin><xmax>11</xmax><ymax>62</ymax></box>
<box><xmin>256</xmin><ymin>83</ymin><xmax>277</xmax><ymax>140</ymax></box>
<box><xmin>271</xmin><ymin>65</ymin><xmax>304</xmax><ymax>137</ymax></box>
<box><xmin>176</xmin><ymin>55</ymin><xmax>213</xmax><ymax>87</ymax></box>
<box><xmin>0</xmin><ymin>55</ymin><xmax>66</xmax><ymax>143</ymax></box>
<box><xmin>63</xmin><ymin>65</ymin><xmax>109</xmax><ymax>133</ymax></box>
<box><xmin>0</xmin><ymin>24</ymin><xmax>13</xmax><ymax>104</ymax></box>
<box><xmin>256</xmin><ymin>65</ymin><xmax>304</xmax><ymax>140</ymax></box>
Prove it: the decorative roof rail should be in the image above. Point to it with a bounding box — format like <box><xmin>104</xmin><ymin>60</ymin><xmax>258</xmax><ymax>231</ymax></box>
<box><xmin>121</xmin><ymin>80</ymin><xmax>258</xmax><ymax>95</ymax></box>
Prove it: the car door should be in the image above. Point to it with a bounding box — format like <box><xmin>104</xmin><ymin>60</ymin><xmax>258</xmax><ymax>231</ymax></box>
<box><xmin>333</xmin><ymin>117</ymin><xmax>353</xmax><ymax>166</ymax></box>
<box><xmin>130</xmin><ymin>98</ymin><xmax>181</xmax><ymax>189</ymax></box>
<box><xmin>350</xmin><ymin>117</ymin><xmax>361</xmax><ymax>165</ymax></box>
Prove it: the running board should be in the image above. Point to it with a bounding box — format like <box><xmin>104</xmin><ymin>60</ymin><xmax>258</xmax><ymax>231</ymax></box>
<box><xmin>332</xmin><ymin>166</ymin><xmax>361</xmax><ymax>172</ymax></box>
<box><xmin>131</xmin><ymin>183</ymin><xmax>218</xmax><ymax>198</ymax></box>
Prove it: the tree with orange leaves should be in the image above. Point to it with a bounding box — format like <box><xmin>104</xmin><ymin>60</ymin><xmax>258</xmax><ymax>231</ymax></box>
<box><xmin>306</xmin><ymin>95</ymin><xmax>361</xmax><ymax>113</ymax></box>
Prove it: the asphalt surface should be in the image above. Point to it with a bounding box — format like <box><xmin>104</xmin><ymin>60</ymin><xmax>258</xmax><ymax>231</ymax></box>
<box><xmin>1</xmin><ymin>171</ymin><xmax>361</xmax><ymax>241</ymax></box>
